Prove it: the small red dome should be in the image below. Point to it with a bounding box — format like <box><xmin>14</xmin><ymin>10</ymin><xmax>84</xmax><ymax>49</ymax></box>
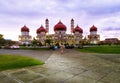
<box><xmin>73</xmin><ymin>25</ymin><xmax>83</xmax><ymax>33</ymax></box>
<box><xmin>21</xmin><ymin>25</ymin><xmax>29</xmax><ymax>32</ymax></box>
<box><xmin>54</xmin><ymin>21</ymin><xmax>67</xmax><ymax>31</ymax></box>
<box><xmin>36</xmin><ymin>25</ymin><xmax>47</xmax><ymax>34</ymax></box>
<box><xmin>90</xmin><ymin>25</ymin><xmax>97</xmax><ymax>32</ymax></box>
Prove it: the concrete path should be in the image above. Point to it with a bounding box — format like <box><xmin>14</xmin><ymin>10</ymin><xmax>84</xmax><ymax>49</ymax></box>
<box><xmin>0</xmin><ymin>49</ymin><xmax>120</xmax><ymax>83</ymax></box>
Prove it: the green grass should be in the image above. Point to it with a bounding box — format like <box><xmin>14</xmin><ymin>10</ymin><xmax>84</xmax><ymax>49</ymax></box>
<box><xmin>77</xmin><ymin>45</ymin><xmax>120</xmax><ymax>54</ymax></box>
<box><xmin>0</xmin><ymin>54</ymin><xmax>44</xmax><ymax>71</ymax></box>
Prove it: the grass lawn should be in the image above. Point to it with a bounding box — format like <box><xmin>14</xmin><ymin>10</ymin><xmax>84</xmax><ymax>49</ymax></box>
<box><xmin>0</xmin><ymin>54</ymin><xmax>44</xmax><ymax>71</ymax></box>
<box><xmin>77</xmin><ymin>45</ymin><xmax>120</xmax><ymax>54</ymax></box>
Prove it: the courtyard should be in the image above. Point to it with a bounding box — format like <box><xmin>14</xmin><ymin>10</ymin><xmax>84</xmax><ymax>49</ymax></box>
<box><xmin>0</xmin><ymin>49</ymin><xmax>120</xmax><ymax>83</ymax></box>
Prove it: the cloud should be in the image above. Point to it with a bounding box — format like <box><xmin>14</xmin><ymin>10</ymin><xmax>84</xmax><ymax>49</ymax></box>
<box><xmin>103</xmin><ymin>27</ymin><xmax>120</xmax><ymax>31</ymax></box>
<box><xmin>1</xmin><ymin>0</ymin><xmax>120</xmax><ymax>18</ymax></box>
<box><xmin>54</xmin><ymin>0</ymin><xmax>120</xmax><ymax>16</ymax></box>
<box><xmin>0</xmin><ymin>0</ymin><xmax>120</xmax><ymax>40</ymax></box>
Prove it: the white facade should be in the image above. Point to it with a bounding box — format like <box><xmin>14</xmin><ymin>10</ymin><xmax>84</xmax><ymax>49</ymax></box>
<box><xmin>88</xmin><ymin>31</ymin><xmax>100</xmax><ymax>44</ymax></box>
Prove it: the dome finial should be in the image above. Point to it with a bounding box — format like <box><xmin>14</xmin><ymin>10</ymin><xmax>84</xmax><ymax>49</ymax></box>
<box><xmin>71</xmin><ymin>18</ymin><xmax>74</xmax><ymax>21</ymax></box>
<box><xmin>46</xmin><ymin>18</ymin><xmax>48</xmax><ymax>21</ymax></box>
<box><xmin>24</xmin><ymin>25</ymin><xmax>26</xmax><ymax>27</ymax></box>
<box><xmin>59</xmin><ymin>19</ymin><xmax>61</xmax><ymax>22</ymax></box>
<box><xmin>41</xmin><ymin>24</ymin><xmax>43</xmax><ymax>27</ymax></box>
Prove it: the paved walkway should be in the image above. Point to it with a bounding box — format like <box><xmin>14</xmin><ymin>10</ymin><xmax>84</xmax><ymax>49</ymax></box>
<box><xmin>0</xmin><ymin>49</ymin><xmax>120</xmax><ymax>83</ymax></box>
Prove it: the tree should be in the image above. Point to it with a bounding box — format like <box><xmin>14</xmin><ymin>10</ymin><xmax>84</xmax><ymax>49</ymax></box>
<box><xmin>45</xmin><ymin>39</ymin><xmax>53</xmax><ymax>45</ymax></box>
<box><xmin>0</xmin><ymin>34</ymin><xmax>5</xmax><ymax>46</ymax></box>
<box><xmin>0</xmin><ymin>38</ymin><xmax>5</xmax><ymax>46</ymax></box>
<box><xmin>5</xmin><ymin>40</ymin><xmax>15</xmax><ymax>46</ymax></box>
<box><xmin>0</xmin><ymin>34</ymin><xmax>15</xmax><ymax>46</ymax></box>
<box><xmin>0</xmin><ymin>34</ymin><xmax>3</xmax><ymax>39</ymax></box>
<box><xmin>83</xmin><ymin>36</ymin><xmax>89</xmax><ymax>45</ymax></box>
<box><xmin>31</xmin><ymin>38</ymin><xmax>42</xmax><ymax>47</ymax></box>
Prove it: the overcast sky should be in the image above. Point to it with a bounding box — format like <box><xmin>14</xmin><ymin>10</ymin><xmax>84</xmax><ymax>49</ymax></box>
<box><xmin>0</xmin><ymin>0</ymin><xmax>120</xmax><ymax>41</ymax></box>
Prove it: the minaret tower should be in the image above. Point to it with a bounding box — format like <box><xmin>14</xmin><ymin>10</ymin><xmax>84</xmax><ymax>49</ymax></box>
<box><xmin>71</xmin><ymin>18</ymin><xmax>74</xmax><ymax>34</ymax></box>
<box><xmin>45</xmin><ymin>18</ymin><xmax>49</xmax><ymax>34</ymax></box>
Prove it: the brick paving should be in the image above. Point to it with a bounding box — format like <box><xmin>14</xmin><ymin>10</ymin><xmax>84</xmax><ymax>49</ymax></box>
<box><xmin>0</xmin><ymin>49</ymin><xmax>120</xmax><ymax>83</ymax></box>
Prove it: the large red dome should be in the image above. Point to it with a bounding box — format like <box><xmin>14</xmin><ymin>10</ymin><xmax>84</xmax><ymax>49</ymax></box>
<box><xmin>21</xmin><ymin>25</ymin><xmax>29</xmax><ymax>32</ymax></box>
<box><xmin>54</xmin><ymin>21</ymin><xmax>67</xmax><ymax>31</ymax></box>
<box><xmin>90</xmin><ymin>25</ymin><xmax>97</xmax><ymax>32</ymax></box>
<box><xmin>73</xmin><ymin>25</ymin><xmax>83</xmax><ymax>33</ymax></box>
<box><xmin>36</xmin><ymin>25</ymin><xmax>47</xmax><ymax>34</ymax></box>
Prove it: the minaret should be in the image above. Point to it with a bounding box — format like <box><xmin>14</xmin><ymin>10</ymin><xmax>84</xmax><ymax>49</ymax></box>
<box><xmin>71</xmin><ymin>18</ymin><xmax>74</xmax><ymax>34</ymax></box>
<box><xmin>45</xmin><ymin>18</ymin><xmax>49</xmax><ymax>34</ymax></box>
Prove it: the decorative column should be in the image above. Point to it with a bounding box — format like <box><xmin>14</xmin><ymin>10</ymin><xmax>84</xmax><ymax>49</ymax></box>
<box><xmin>45</xmin><ymin>18</ymin><xmax>49</xmax><ymax>34</ymax></box>
<box><xmin>71</xmin><ymin>18</ymin><xmax>74</xmax><ymax>34</ymax></box>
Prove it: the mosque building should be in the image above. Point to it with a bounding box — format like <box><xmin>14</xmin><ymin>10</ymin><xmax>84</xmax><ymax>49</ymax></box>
<box><xmin>19</xmin><ymin>19</ymin><xmax>100</xmax><ymax>45</ymax></box>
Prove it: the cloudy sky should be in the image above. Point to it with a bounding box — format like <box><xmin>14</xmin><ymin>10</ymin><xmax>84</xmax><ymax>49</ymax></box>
<box><xmin>0</xmin><ymin>0</ymin><xmax>120</xmax><ymax>41</ymax></box>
